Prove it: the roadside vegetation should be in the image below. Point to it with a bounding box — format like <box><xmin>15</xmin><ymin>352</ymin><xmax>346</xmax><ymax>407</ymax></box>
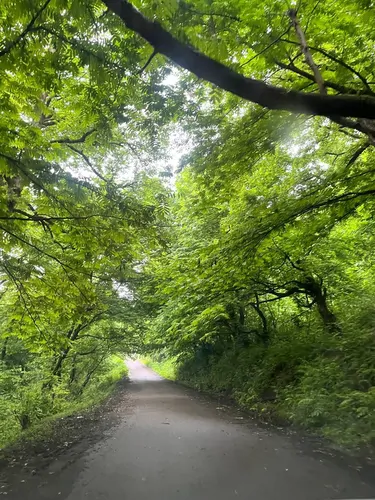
<box><xmin>0</xmin><ymin>355</ymin><xmax>128</xmax><ymax>449</ymax></box>
<box><xmin>1</xmin><ymin>0</ymin><xmax>375</xmax><ymax>451</ymax></box>
<box><xmin>143</xmin><ymin>356</ymin><xmax>177</xmax><ymax>381</ymax></box>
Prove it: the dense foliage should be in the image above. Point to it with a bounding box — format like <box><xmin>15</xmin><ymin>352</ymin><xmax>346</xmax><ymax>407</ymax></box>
<box><xmin>0</xmin><ymin>0</ymin><xmax>173</xmax><ymax>445</ymax></box>
<box><xmin>1</xmin><ymin>0</ymin><xmax>375</xmax><ymax>448</ymax></box>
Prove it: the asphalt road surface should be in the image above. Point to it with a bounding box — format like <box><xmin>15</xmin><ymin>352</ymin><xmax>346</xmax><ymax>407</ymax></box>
<box><xmin>4</xmin><ymin>360</ymin><xmax>375</xmax><ymax>499</ymax></box>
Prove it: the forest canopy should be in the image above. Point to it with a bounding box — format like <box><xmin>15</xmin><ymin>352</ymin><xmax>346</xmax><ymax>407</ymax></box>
<box><xmin>1</xmin><ymin>0</ymin><xmax>375</xmax><ymax>448</ymax></box>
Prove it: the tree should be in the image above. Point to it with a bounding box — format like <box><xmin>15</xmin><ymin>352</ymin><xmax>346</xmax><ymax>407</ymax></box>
<box><xmin>102</xmin><ymin>0</ymin><xmax>375</xmax><ymax>119</ymax></box>
<box><xmin>1</xmin><ymin>0</ymin><xmax>375</xmax><ymax>449</ymax></box>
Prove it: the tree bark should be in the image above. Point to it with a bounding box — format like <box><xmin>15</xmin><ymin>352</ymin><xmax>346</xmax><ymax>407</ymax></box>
<box><xmin>250</xmin><ymin>294</ymin><xmax>269</xmax><ymax>343</ymax></box>
<box><xmin>1</xmin><ymin>338</ymin><xmax>8</xmax><ymax>361</ymax></box>
<box><xmin>287</xmin><ymin>10</ymin><xmax>375</xmax><ymax>144</ymax></box>
<box><xmin>102</xmin><ymin>0</ymin><xmax>375</xmax><ymax>119</ymax></box>
<box><xmin>69</xmin><ymin>354</ymin><xmax>78</xmax><ymax>384</ymax></box>
<box><xmin>288</xmin><ymin>9</ymin><xmax>326</xmax><ymax>95</ymax></box>
<box><xmin>314</xmin><ymin>287</ymin><xmax>340</xmax><ymax>334</ymax></box>
<box><xmin>52</xmin><ymin>325</ymin><xmax>81</xmax><ymax>377</ymax></box>
<box><xmin>297</xmin><ymin>277</ymin><xmax>340</xmax><ymax>334</ymax></box>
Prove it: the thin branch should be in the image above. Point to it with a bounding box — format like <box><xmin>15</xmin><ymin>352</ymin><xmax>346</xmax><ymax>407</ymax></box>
<box><xmin>345</xmin><ymin>143</ymin><xmax>370</xmax><ymax>168</ymax></box>
<box><xmin>304</xmin><ymin>0</ymin><xmax>324</xmax><ymax>33</ymax></box>
<box><xmin>275</xmin><ymin>60</ymin><xmax>356</xmax><ymax>95</ymax></box>
<box><xmin>288</xmin><ymin>9</ymin><xmax>326</xmax><ymax>94</ymax></box>
<box><xmin>240</xmin><ymin>28</ymin><xmax>291</xmax><ymax>68</ymax></box>
<box><xmin>284</xmin><ymin>253</ymin><xmax>305</xmax><ymax>272</ymax></box>
<box><xmin>0</xmin><ymin>224</ymin><xmax>83</xmax><ymax>276</ymax></box>
<box><xmin>285</xmin><ymin>15</ymin><xmax>375</xmax><ymax>142</ymax></box>
<box><xmin>137</xmin><ymin>49</ymin><xmax>157</xmax><ymax>75</ymax></box>
<box><xmin>0</xmin><ymin>223</ymin><xmax>133</xmax><ymax>284</ymax></box>
<box><xmin>110</xmin><ymin>141</ymin><xmax>144</xmax><ymax>162</ymax></box>
<box><xmin>32</xmin><ymin>26</ymin><xmax>125</xmax><ymax>73</ymax></box>
<box><xmin>0</xmin><ymin>153</ymin><xmax>76</xmax><ymax>216</ymax></box>
<box><xmin>257</xmin><ymin>288</ymin><xmax>303</xmax><ymax>304</ymax></box>
<box><xmin>51</xmin><ymin>129</ymin><xmax>96</xmax><ymax>145</ymax></box>
<box><xmin>1</xmin><ymin>262</ymin><xmax>48</xmax><ymax>342</ymax></box>
<box><xmin>279</xmin><ymin>38</ymin><xmax>374</xmax><ymax>95</ymax></box>
<box><xmin>76</xmin><ymin>348</ymin><xmax>99</xmax><ymax>356</ymax></box>
<box><xmin>0</xmin><ymin>0</ymin><xmax>51</xmax><ymax>57</ymax></box>
<box><xmin>102</xmin><ymin>0</ymin><xmax>375</xmax><ymax>119</ymax></box>
<box><xmin>66</xmin><ymin>145</ymin><xmax>108</xmax><ymax>183</ymax></box>
<box><xmin>0</xmin><ymin>214</ymin><xmax>133</xmax><ymax>222</ymax></box>
<box><xmin>290</xmin><ymin>189</ymin><xmax>375</xmax><ymax>221</ymax></box>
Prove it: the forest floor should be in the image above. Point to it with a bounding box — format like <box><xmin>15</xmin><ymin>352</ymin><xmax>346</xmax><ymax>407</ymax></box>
<box><xmin>1</xmin><ymin>361</ymin><xmax>375</xmax><ymax>499</ymax></box>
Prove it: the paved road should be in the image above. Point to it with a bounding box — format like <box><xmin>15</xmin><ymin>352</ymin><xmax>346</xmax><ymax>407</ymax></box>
<box><xmin>6</xmin><ymin>360</ymin><xmax>375</xmax><ymax>499</ymax></box>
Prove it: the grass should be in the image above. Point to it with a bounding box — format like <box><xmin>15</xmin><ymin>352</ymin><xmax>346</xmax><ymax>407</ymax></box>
<box><xmin>142</xmin><ymin>357</ymin><xmax>177</xmax><ymax>380</ymax></box>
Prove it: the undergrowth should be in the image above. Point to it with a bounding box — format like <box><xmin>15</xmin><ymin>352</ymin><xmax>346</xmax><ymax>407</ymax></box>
<box><xmin>0</xmin><ymin>355</ymin><xmax>128</xmax><ymax>450</ymax></box>
<box><xmin>143</xmin><ymin>355</ymin><xmax>177</xmax><ymax>380</ymax></box>
<box><xmin>150</xmin><ymin>327</ymin><xmax>375</xmax><ymax>450</ymax></box>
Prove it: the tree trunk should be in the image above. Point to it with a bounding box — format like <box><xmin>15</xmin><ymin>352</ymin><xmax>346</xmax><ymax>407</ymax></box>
<box><xmin>52</xmin><ymin>323</ymin><xmax>82</xmax><ymax>377</ymax></box>
<box><xmin>79</xmin><ymin>356</ymin><xmax>106</xmax><ymax>394</ymax></box>
<box><xmin>1</xmin><ymin>338</ymin><xmax>8</xmax><ymax>361</ymax></box>
<box><xmin>250</xmin><ymin>294</ymin><xmax>269</xmax><ymax>343</ymax></box>
<box><xmin>315</xmin><ymin>289</ymin><xmax>340</xmax><ymax>334</ymax></box>
<box><xmin>299</xmin><ymin>277</ymin><xmax>340</xmax><ymax>334</ymax></box>
<box><xmin>69</xmin><ymin>354</ymin><xmax>78</xmax><ymax>384</ymax></box>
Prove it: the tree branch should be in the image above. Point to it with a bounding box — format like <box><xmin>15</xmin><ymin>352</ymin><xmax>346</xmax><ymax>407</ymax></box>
<box><xmin>286</xmin><ymin>12</ymin><xmax>375</xmax><ymax>143</ymax></box>
<box><xmin>101</xmin><ymin>0</ymin><xmax>375</xmax><ymax>119</ymax></box>
<box><xmin>275</xmin><ymin>60</ymin><xmax>356</xmax><ymax>95</ymax></box>
<box><xmin>0</xmin><ymin>0</ymin><xmax>51</xmax><ymax>57</ymax></box>
<box><xmin>66</xmin><ymin>145</ymin><xmax>108</xmax><ymax>183</ymax></box>
<box><xmin>137</xmin><ymin>49</ymin><xmax>157</xmax><ymax>75</ymax></box>
<box><xmin>345</xmin><ymin>143</ymin><xmax>370</xmax><ymax>168</ymax></box>
<box><xmin>33</xmin><ymin>26</ymin><xmax>126</xmax><ymax>74</ymax></box>
<box><xmin>288</xmin><ymin>9</ymin><xmax>326</xmax><ymax>95</ymax></box>
<box><xmin>240</xmin><ymin>28</ymin><xmax>291</xmax><ymax>68</ymax></box>
<box><xmin>1</xmin><ymin>261</ymin><xmax>47</xmax><ymax>342</ymax></box>
<box><xmin>279</xmin><ymin>38</ymin><xmax>374</xmax><ymax>95</ymax></box>
<box><xmin>51</xmin><ymin>129</ymin><xmax>96</xmax><ymax>144</ymax></box>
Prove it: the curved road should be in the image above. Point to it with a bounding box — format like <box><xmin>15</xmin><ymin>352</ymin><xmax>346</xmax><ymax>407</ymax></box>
<box><xmin>6</xmin><ymin>360</ymin><xmax>375</xmax><ymax>499</ymax></box>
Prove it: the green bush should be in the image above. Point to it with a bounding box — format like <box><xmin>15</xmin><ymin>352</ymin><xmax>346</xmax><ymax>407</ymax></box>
<box><xmin>143</xmin><ymin>356</ymin><xmax>177</xmax><ymax>380</ymax></box>
<box><xmin>175</xmin><ymin>326</ymin><xmax>375</xmax><ymax>448</ymax></box>
<box><xmin>0</xmin><ymin>355</ymin><xmax>128</xmax><ymax>449</ymax></box>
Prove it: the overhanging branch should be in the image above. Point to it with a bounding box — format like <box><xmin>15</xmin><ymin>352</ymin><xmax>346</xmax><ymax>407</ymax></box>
<box><xmin>51</xmin><ymin>129</ymin><xmax>96</xmax><ymax>144</ymax></box>
<box><xmin>102</xmin><ymin>0</ymin><xmax>375</xmax><ymax>119</ymax></box>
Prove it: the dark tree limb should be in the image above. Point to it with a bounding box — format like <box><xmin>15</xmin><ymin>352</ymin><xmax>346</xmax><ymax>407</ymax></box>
<box><xmin>101</xmin><ymin>0</ymin><xmax>375</xmax><ymax>119</ymax></box>
<box><xmin>346</xmin><ymin>143</ymin><xmax>370</xmax><ymax>168</ymax></box>
<box><xmin>249</xmin><ymin>293</ymin><xmax>268</xmax><ymax>343</ymax></box>
<box><xmin>137</xmin><ymin>49</ymin><xmax>157</xmax><ymax>75</ymax></box>
<box><xmin>51</xmin><ymin>129</ymin><xmax>96</xmax><ymax>144</ymax></box>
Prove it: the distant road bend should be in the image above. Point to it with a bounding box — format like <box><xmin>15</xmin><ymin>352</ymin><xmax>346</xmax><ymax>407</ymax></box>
<box><xmin>7</xmin><ymin>360</ymin><xmax>375</xmax><ymax>499</ymax></box>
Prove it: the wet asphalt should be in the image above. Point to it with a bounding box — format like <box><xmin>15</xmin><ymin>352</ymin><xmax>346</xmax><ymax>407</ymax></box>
<box><xmin>4</xmin><ymin>360</ymin><xmax>375</xmax><ymax>499</ymax></box>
